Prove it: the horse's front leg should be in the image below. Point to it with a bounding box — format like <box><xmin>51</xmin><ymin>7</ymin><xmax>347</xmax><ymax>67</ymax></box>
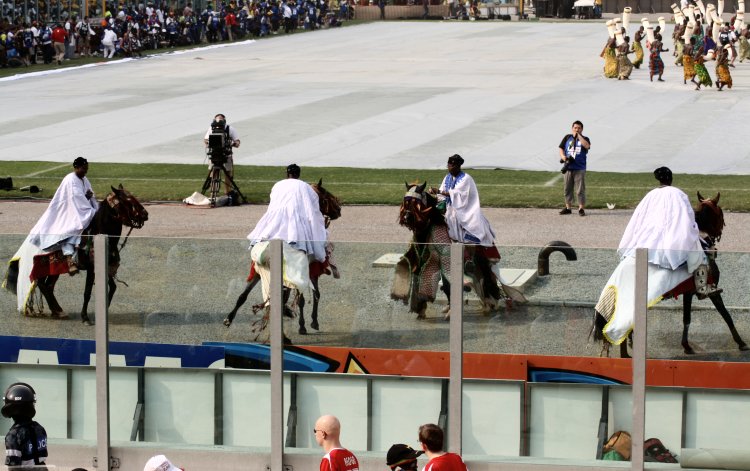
<box><xmin>310</xmin><ymin>276</ymin><xmax>320</xmax><ymax>331</ymax></box>
<box><xmin>682</xmin><ymin>293</ymin><xmax>695</xmax><ymax>354</ymax></box>
<box><xmin>298</xmin><ymin>292</ymin><xmax>308</xmax><ymax>335</ymax></box>
<box><xmin>37</xmin><ymin>275</ymin><xmax>66</xmax><ymax>318</ymax></box>
<box><xmin>709</xmin><ymin>292</ymin><xmax>749</xmax><ymax>351</ymax></box>
<box><xmin>224</xmin><ymin>275</ymin><xmax>260</xmax><ymax>327</ymax></box>
<box><xmin>81</xmin><ymin>270</ymin><xmax>96</xmax><ymax>325</ymax></box>
<box><xmin>107</xmin><ymin>275</ymin><xmax>117</xmax><ymax>307</ymax></box>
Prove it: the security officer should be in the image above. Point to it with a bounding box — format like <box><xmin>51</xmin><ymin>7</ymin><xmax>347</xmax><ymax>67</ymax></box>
<box><xmin>3</xmin><ymin>382</ymin><xmax>48</xmax><ymax>468</ymax></box>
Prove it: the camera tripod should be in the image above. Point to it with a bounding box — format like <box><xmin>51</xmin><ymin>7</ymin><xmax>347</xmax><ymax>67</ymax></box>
<box><xmin>201</xmin><ymin>163</ymin><xmax>248</xmax><ymax>207</ymax></box>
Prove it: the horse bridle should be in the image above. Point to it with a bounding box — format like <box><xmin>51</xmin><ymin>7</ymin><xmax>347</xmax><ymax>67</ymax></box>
<box><xmin>106</xmin><ymin>191</ymin><xmax>146</xmax><ymax>229</ymax></box>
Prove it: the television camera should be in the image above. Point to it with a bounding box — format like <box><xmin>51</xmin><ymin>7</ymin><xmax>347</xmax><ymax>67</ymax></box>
<box><xmin>200</xmin><ymin>117</ymin><xmax>248</xmax><ymax>207</ymax></box>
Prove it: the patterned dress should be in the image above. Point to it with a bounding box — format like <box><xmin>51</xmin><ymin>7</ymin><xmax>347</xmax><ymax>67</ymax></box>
<box><xmin>716</xmin><ymin>53</ymin><xmax>732</xmax><ymax>89</ymax></box>
<box><xmin>683</xmin><ymin>46</ymin><xmax>696</xmax><ymax>81</ymax></box>
<box><xmin>649</xmin><ymin>44</ymin><xmax>664</xmax><ymax>77</ymax></box>
<box><xmin>694</xmin><ymin>57</ymin><xmax>713</xmax><ymax>87</ymax></box>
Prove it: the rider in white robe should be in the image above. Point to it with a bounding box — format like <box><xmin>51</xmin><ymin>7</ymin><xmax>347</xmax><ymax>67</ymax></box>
<box><xmin>247</xmin><ymin>164</ymin><xmax>327</xmax><ymax>262</ymax></box>
<box><xmin>27</xmin><ymin>158</ymin><xmax>98</xmax><ymax>259</ymax></box>
<box><xmin>434</xmin><ymin>154</ymin><xmax>496</xmax><ymax>246</ymax></box>
<box><xmin>7</xmin><ymin>157</ymin><xmax>98</xmax><ymax>313</ymax></box>
<box><xmin>247</xmin><ymin>164</ymin><xmax>327</xmax><ymax>294</ymax></box>
<box><xmin>596</xmin><ymin>167</ymin><xmax>714</xmax><ymax>345</ymax></box>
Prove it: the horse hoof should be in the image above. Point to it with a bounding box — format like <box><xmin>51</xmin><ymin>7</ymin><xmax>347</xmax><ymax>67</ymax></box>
<box><xmin>682</xmin><ymin>342</ymin><xmax>695</xmax><ymax>354</ymax></box>
<box><xmin>739</xmin><ymin>343</ymin><xmax>749</xmax><ymax>352</ymax></box>
<box><xmin>223</xmin><ymin>318</ymin><xmax>232</xmax><ymax>327</ymax></box>
<box><xmin>51</xmin><ymin>310</ymin><xmax>69</xmax><ymax>320</ymax></box>
<box><xmin>311</xmin><ymin>320</ymin><xmax>319</xmax><ymax>330</ymax></box>
<box><xmin>283</xmin><ymin>336</ymin><xmax>293</xmax><ymax>345</ymax></box>
<box><xmin>416</xmin><ymin>312</ymin><xmax>426</xmax><ymax>320</ymax></box>
<box><xmin>299</xmin><ymin>326</ymin><xmax>307</xmax><ymax>335</ymax></box>
<box><xmin>444</xmin><ymin>313</ymin><xmax>450</xmax><ymax>321</ymax></box>
<box><xmin>82</xmin><ymin>317</ymin><xmax>94</xmax><ymax>326</ymax></box>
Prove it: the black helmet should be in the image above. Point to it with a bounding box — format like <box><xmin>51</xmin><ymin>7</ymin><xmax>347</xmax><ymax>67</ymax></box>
<box><xmin>2</xmin><ymin>383</ymin><xmax>36</xmax><ymax>419</ymax></box>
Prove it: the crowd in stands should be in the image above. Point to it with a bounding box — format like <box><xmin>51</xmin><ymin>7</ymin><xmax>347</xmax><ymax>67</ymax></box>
<box><xmin>0</xmin><ymin>0</ymin><xmax>355</xmax><ymax>68</ymax></box>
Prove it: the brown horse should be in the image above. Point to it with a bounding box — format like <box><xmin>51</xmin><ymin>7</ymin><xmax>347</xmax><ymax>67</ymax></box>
<box><xmin>11</xmin><ymin>185</ymin><xmax>148</xmax><ymax>325</ymax></box>
<box><xmin>223</xmin><ymin>179</ymin><xmax>342</xmax><ymax>335</ymax></box>
<box><xmin>392</xmin><ymin>182</ymin><xmax>519</xmax><ymax>319</ymax></box>
<box><xmin>594</xmin><ymin>192</ymin><xmax>748</xmax><ymax>357</ymax></box>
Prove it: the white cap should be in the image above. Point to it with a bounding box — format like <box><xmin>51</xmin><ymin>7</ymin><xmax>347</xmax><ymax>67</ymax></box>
<box><xmin>144</xmin><ymin>455</ymin><xmax>180</xmax><ymax>471</ymax></box>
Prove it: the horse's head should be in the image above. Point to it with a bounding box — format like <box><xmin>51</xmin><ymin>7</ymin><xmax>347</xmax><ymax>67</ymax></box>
<box><xmin>696</xmin><ymin>191</ymin><xmax>724</xmax><ymax>241</ymax></box>
<box><xmin>399</xmin><ymin>181</ymin><xmax>440</xmax><ymax>232</ymax></box>
<box><xmin>311</xmin><ymin>179</ymin><xmax>342</xmax><ymax>226</ymax></box>
<box><xmin>106</xmin><ymin>184</ymin><xmax>149</xmax><ymax>229</ymax></box>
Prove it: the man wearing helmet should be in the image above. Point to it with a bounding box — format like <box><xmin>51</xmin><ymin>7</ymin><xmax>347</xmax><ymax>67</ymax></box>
<box><xmin>3</xmin><ymin>382</ymin><xmax>48</xmax><ymax>468</ymax></box>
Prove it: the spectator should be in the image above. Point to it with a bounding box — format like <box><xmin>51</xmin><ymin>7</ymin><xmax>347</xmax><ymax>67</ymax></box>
<box><xmin>314</xmin><ymin>414</ymin><xmax>359</xmax><ymax>471</ymax></box>
<box><xmin>387</xmin><ymin>443</ymin><xmax>423</xmax><ymax>470</ymax></box>
<box><xmin>143</xmin><ymin>454</ymin><xmax>184</xmax><ymax>471</ymax></box>
<box><xmin>418</xmin><ymin>423</ymin><xmax>468</xmax><ymax>471</ymax></box>
<box><xmin>557</xmin><ymin>120</ymin><xmax>590</xmax><ymax>217</ymax></box>
<box><xmin>51</xmin><ymin>22</ymin><xmax>67</xmax><ymax>64</ymax></box>
<box><xmin>101</xmin><ymin>25</ymin><xmax>117</xmax><ymax>58</ymax></box>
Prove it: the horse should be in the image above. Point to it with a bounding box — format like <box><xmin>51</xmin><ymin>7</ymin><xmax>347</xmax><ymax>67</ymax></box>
<box><xmin>391</xmin><ymin>182</ymin><xmax>520</xmax><ymax>319</ymax></box>
<box><xmin>223</xmin><ymin>179</ymin><xmax>342</xmax><ymax>336</ymax></box>
<box><xmin>593</xmin><ymin>192</ymin><xmax>748</xmax><ymax>358</ymax></box>
<box><xmin>12</xmin><ymin>185</ymin><xmax>148</xmax><ymax>325</ymax></box>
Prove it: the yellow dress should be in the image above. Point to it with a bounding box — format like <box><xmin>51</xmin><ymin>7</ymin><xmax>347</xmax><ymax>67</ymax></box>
<box><xmin>604</xmin><ymin>47</ymin><xmax>618</xmax><ymax>78</ymax></box>
<box><xmin>633</xmin><ymin>41</ymin><xmax>644</xmax><ymax>68</ymax></box>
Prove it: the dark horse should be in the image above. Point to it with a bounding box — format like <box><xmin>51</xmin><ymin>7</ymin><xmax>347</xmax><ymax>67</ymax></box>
<box><xmin>223</xmin><ymin>179</ymin><xmax>342</xmax><ymax>335</ymax></box>
<box><xmin>594</xmin><ymin>192</ymin><xmax>748</xmax><ymax>357</ymax></box>
<box><xmin>392</xmin><ymin>182</ymin><xmax>518</xmax><ymax>319</ymax></box>
<box><xmin>28</xmin><ymin>185</ymin><xmax>148</xmax><ymax>325</ymax></box>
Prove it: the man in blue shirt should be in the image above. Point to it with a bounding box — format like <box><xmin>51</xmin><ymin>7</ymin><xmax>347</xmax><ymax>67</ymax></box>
<box><xmin>558</xmin><ymin>120</ymin><xmax>591</xmax><ymax>216</ymax></box>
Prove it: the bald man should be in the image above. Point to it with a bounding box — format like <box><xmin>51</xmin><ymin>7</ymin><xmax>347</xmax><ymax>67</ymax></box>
<box><xmin>314</xmin><ymin>415</ymin><xmax>359</xmax><ymax>471</ymax></box>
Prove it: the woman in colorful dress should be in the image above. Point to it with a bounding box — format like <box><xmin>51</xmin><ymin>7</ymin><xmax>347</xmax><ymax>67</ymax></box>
<box><xmin>601</xmin><ymin>36</ymin><xmax>619</xmax><ymax>78</ymax></box>
<box><xmin>632</xmin><ymin>26</ymin><xmax>645</xmax><ymax>68</ymax></box>
<box><xmin>683</xmin><ymin>36</ymin><xmax>697</xmax><ymax>85</ymax></box>
<box><xmin>649</xmin><ymin>33</ymin><xmax>669</xmax><ymax>82</ymax></box>
<box><xmin>715</xmin><ymin>45</ymin><xmax>732</xmax><ymax>91</ymax></box>
<box><xmin>693</xmin><ymin>46</ymin><xmax>714</xmax><ymax>90</ymax></box>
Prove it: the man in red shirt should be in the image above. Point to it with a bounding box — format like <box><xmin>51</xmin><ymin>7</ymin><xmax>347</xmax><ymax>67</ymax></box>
<box><xmin>50</xmin><ymin>23</ymin><xmax>68</xmax><ymax>65</ymax></box>
<box><xmin>315</xmin><ymin>414</ymin><xmax>359</xmax><ymax>471</ymax></box>
<box><xmin>418</xmin><ymin>423</ymin><xmax>468</xmax><ymax>471</ymax></box>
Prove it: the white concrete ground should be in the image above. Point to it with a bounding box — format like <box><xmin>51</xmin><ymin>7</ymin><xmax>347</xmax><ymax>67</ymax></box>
<box><xmin>1</xmin><ymin>21</ymin><xmax>748</xmax><ymax>174</ymax></box>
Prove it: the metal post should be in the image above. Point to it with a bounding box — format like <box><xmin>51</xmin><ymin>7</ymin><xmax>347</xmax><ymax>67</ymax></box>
<box><xmin>94</xmin><ymin>234</ymin><xmax>111</xmax><ymax>471</ymax></box>
<box><xmin>270</xmin><ymin>239</ymin><xmax>284</xmax><ymax>471</ymax></box>
<box><xmin>631</xmin><ymin>248</ymin><xmax>647</xmax><ymax>471</ymax></box>
<box><xmin>448</xmin><ymin>243</ymin><xmax>463</xmax><ymax>454</ymax></box>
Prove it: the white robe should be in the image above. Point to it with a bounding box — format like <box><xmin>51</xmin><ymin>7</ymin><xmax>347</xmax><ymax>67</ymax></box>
<box><xmin>439</xmin><ymin>172</ymin><xmax>495</xmax><ymax>246</ymax></box>
<box><xmin>247</xmin><ymin>179</ymin><xmax>327</xmax><ymax>262</ymax></box>
<box><xmin>597</xmin><ymin>185</ymin><xmax>705</xmax><ymax>344</ymax></box>
<box><xmin>618</xmin><ymin>185</ymin><xmax>704</xmax><ymax>273</ymax></box>
<box><xmin>28</xmin><ymin>172</ymin><xmax>99</xmax><ymax>252</ymax></box>
<box><xmin>8</xmin><ymin>172</ymin><xmax>97</xmax><ymax>313</ymax></box>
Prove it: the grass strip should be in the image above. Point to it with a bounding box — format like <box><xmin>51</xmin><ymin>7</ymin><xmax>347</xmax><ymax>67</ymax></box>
<box><xmin>1</xmin><ymin>161</ymin><xmax>748</xmax><ymax>211</ymax></box>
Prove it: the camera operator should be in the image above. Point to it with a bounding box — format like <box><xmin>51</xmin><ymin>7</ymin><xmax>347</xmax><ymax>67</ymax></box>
<box><xmin>557</xmin><ymin>120</ymin><xmax>590</xmax><ymax>217</ymax></box>
<box><xmin>203</xmin><ymin>113</ymin><xmax>241</xmax><ymax>196</ymax></box>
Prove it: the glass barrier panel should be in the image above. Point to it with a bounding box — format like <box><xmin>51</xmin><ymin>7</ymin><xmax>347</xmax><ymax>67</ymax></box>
<box><xmin>645</xmin><ymin>248</ymin><xmax>750</xmax><ymax>466</ymax></box>
<box><xmin>463</xmin><ymin>244</ymin><xmax>632</xmax><ymax>466</ymax></box>
<box><xmin>0</xmin><ymin>233</ymin><xmax>96</xmax><ymax>446</ymax></box>
<box><xmin>102</xmin><ymin>235</ymin><xmax>270</xmax><ymax>450</ymax></box>
<box><xmin>282</xmin><ymin>240</ymin><xmax>452</xmax><ymax>457</ymax></box>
